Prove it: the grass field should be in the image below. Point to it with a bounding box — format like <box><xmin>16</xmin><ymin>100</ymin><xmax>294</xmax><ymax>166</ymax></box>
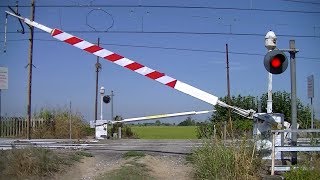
<box><xmin>130</xmin><ymin>126</ymin><xmax>197</xmax><ymax>139</ymax></box>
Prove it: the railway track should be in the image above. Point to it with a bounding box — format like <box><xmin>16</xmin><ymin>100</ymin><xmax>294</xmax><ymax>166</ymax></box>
<box><xmin>0</xmin><ymin>139</ymin><xmax>203</xmax><ymax>154</ymax></box>
<box><xmin>0</xmin><ymin>138</ymin><xmax>318</xmax><ymax>154</ymax></box>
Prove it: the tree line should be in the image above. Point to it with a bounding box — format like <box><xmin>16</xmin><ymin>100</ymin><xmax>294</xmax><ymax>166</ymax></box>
<box><xmin>197</xmin><ymin>90</ymin><xmax>317</xmax><ymax>138</ymax></box>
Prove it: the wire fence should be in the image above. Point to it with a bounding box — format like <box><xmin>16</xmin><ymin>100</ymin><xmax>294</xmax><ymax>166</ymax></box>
<box><xmin>0</xmin><ymin>117</ymin><xmax>45</xmax><ymax>138</ymax></box>
<box><xmin>270</xmin><ymin>129</ymin><xmax>320</xmax><ymax>174</ymax></box>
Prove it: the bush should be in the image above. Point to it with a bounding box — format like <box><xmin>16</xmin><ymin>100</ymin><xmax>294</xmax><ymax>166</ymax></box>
<box><xmin>32</xmin><ymin>108</ymin><xmax>92</xmax><ymax>139</ymax></box>
<box><xmin>82</xmin><ymin>123</ymin><xmax>95</xmax><ymax>137</ymax></box>
<box><xmin>178</xmin><ymin>116</ymin><xmax>196</xmax><ymax>126</ymax></box>
<box><xmin>3</xmin><ymin>148</ymin><xmax>62</xmax><ymax>177</ymax></box>
<box><xmin>190</xmin><ymin>140</ymin><xmax>264</xmax><ymax>179</ymax></box>
<box><xmin>284</xmin><ymin>167</ymin><xmax>320</xmax><ymax>180</ymax></box>
<box><xmin>196</xmin><ymin>120</ymin><xmax>253</xmax><ymax>139</ymax></box>
<box><xmin>0</xmin><ymin>148</ymin><xmax>93</xmax><ymax>178</ymax></box>
<box><xmin>196</xmin><ymin>121</ymin><xmax>214</xmax><ymax>139</ymax></box>
<box><xmin>284</xmin><ymin>152</ymin><xmax>320</xmax><ymax>180</ymax></box>
<box><xmin>110</xmin><ymin>123</ymin><xmax>137</xmax><ymax>138</ymax></box>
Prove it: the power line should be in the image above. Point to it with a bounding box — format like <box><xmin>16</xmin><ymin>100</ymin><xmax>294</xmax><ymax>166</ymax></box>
<box><xmin>1</xmin><ymin>30</ymin><xmax>318</xmax><ymax>38</ymax></box>
<box><xmin>1</xmin><ymin>38</ymin><xmax>319</xmax><ymax>62</ymax></box>
<box><xmin>1</xmin><ymin>4</ymin><xmax>320</xmax><ymax>14</ymax></box>
<box><xmin>280</xmin><ymin>0</ymin><xmax>320</xmax><ymax>5</ymax></box>
<box><xmin>298</xmin><ymin>56</ymin><xmax>320</xmax><ymax>60</ymax></box>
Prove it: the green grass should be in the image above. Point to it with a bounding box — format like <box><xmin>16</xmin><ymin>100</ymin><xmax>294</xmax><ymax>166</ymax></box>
<box><xmin>98</xmin><ymin>161</ymin><xmax>153</xmax><ymax>180</ymax></box>
<box><xmin>123</xmin><ymin>151</ymin><xmax>145</xmax><ymax>159</ymax></box>
<box><xmin>190</xmin><ymin>140</ymin><xmax>264</xmax><ymax>180</ymax></box>
<box><xmin>130</xmin><ymin>126</ymin><xmax>197</xmax><ymax>139</ymax></box>
<box><xmin>98</xmin><ymin>152</ymin><xmax>151</xmax><ymax>180</ymax></box>
<box><xmin>75</xmin><ymin>151</ymin><xmax>94</xmax><ymax>157</ymax></box>
<box><xmin>284</xmin><ymin>152</ymin><xmax>320</xmax><ymax>180</ymax></box>
<box><xmin>284</xmin><ymin>167</ymin><xmax>320</xmax><ymax>180</ymax></box>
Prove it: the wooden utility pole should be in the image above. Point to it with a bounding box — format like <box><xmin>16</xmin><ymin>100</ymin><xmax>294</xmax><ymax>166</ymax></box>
<box><xmin>226</xmin><ymin>44</ymin><xmax>233</xmax><ymax>137</ymax></box>
<box><xmin>27</xmin><ymin>0</ymin><xmax>35</xmax><ymax>139</ymax></box>
<box><xmin>226</xmin><ymin>44</ymin><xmax>231</xmax><ymax>115</ymax></box>
<box><xmin>94</xmin><ymin>38</ymin><xmax>101</xmax><ymax>123</ymax></box>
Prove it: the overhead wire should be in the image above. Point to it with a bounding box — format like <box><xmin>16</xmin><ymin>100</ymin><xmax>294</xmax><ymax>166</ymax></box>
<box><xmin>85</xmin><ymin>8</ymin><xmax>114</xmax><ymax>32</ymax></box>
<box><xmin>1</xmin><ymin>3</ymin><xmax>318</xmax><ymax>61</ymax></box>
<box><xmin>280</xmin><ymin>0</ymin><xmax>320</xmax><ymax>5</ymax></box>
<box><xmin>0</xmin><ymin>4</ymin><xmax>320</xmax><ymax>14</ymax></box>
<box><xmin>1</xmin><ymin>38</ymin><xmax>319</xmax><ymax>62</ymax></box>
<box><xmin>1</xmin><ymin>2</ymin><xmax>318</xmax><ymax>38</ymax></box>
<box><xmin>1</xmin><ymin>30</ymin><xmax>318</xmax><ymax>38</ymax></box>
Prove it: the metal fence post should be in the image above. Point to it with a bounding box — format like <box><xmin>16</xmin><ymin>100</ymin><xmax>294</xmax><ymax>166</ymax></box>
<box><xmin>69</xmin><ymin>101</ymin><xmax>72</xmax><ymax>140</ymax></box>
<box><xmin>213</xmin><ymin>124</ymin><xmax>216</xmax><ymax>139</ymax></box>
<box><xmin>0</xmin><ymin>119</ymin><xmax>2</xmax><ymax>137</ymax></box>
<box><xmin>271</xmin><ymin>133</ymin><xmax>276</xmax><ymax>175</ymax></box>
<box><xmin>223</xmin><ymin>121</ymin><xmax>227</xmax><ymax>145</ymax></box>
<box><xmin>118</xmin><ymin>127</ymin><xmax>121</xmax><ymax>139</ymax></box>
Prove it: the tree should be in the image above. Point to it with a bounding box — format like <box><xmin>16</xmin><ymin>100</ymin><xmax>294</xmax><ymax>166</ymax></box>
<box><xmin>260</xmin><ymin>91</ymin><xmax>311</xmax><ymax>129</ymax></box>
<box><xmin>211</xmin><ymin>95</ymin><xmax>257</xmax><ymax>123</ymax></box>
<box><xmin>198</xmin><ymin>91</ymin><xmax>312</xmax><ymax>139</ymax></box>
<box><xmin>155</xmin><ymin>120</ymin><xmax>161</xmax><ymax>126</ymax></box>
<box><xmin>211</xmin><ymin>91</ymin><xmax>311</xmax><ymax>128</ymax></box>
<box><xmin>114</xmin><ymin>115</ymin><xmax>123</xmax><ymax>121</ymax></box>
<box><xmin>110</xmin><ymin>123</ymin><xmax>136</xmax><ymax>138</ymax></box>
<box><xmin>207</xmin><ymin>95</ymin><xmax>257</xmax><ymax>138</ymax></box>
<box><xmin>178</xmin><ymin>116</ymin><xmax>196</xmax><ymax>126</ymax></box>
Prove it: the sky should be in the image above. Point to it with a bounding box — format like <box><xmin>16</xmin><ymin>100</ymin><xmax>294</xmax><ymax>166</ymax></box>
<box><xmin>0</xmin><ymin>0</ymin><xmax>319</xmax><ymax>124</ymax></box>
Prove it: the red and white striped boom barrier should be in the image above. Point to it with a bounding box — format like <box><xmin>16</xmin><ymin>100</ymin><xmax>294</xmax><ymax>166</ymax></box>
<box><xmin>5</xmin><ymin>11</ymin><xmax>255</xmax><ymax>119</ymax></box>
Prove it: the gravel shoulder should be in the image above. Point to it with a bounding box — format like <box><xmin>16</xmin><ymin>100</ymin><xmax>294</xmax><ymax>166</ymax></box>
<box><xmin>54</xmin><ymin>150</ymin><xmax>194</xmax><ymax>180</ymax></box>
<box><xmin>53</xmin><ymin>151</ymin><xmax>127</xmax><ymax>180</ymax></box>
<box><xmin>141</xmin><ymin>154</ymin><xmax>194</xmax><ymax>180</ymax></box>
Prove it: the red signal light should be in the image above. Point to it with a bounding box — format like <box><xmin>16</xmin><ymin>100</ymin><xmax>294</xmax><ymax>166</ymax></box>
<box><xmin>271</xmin><ymin>57</ymin><xmax>281</xmax><ymax>68</ymax></box>
<box><xmin>264</xmin><ymin>50</ymin><xmax>288</xmax><ymax>74</ymax></box>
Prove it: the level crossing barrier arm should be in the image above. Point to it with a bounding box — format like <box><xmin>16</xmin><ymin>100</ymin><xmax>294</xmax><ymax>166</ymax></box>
<box><xmin>5</xmin><ymin>11</ymin><xmax>255</xmax><ymax>119</ymax></box>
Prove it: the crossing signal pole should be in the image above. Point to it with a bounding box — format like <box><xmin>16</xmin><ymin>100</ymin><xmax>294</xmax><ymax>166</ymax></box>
<box><xmin>264</xmin><ymin>33</ymin><xmax>299</xmax><ymax>165</ymax></box>
<box><xmin>265</xmin><ymin>31</ymin><xmax>277</xmax><ymax>114</ymax></box>
<box><xmin>289</xmin><ymin>40</ymin><xmax>298</xmax><ymax>165</ymax></box>
<box><xmin>264</xmin><ymin>31</ymin><xmax>289</xmax><ymax>116</ymax></box>
<box><xmin>264</xmin><ymin>31</ymin><xmax>302</xmax><ymax>165</ymax></box>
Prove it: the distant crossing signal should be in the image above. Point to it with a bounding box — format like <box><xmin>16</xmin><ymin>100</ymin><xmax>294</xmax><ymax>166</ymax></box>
<box><xmin>103</xmin><ymin>95</ymin><xmax>111</xmax><ymax>104</ymax></box>
<box><xmin>264</xmin><ymin>50</ymin><xmax>288</xmax><ymax>74</ymax></box>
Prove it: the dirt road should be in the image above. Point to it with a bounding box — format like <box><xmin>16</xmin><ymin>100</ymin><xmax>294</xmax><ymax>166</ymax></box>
<box><xmin>54</xmin><ymin>151</ymin><xmax>193</xmax><ymax>179</ymax></box>
<box><xmin>53</xmin><ymin>140</ymin><xmax>198</xmax><ymax>179</ymax></box>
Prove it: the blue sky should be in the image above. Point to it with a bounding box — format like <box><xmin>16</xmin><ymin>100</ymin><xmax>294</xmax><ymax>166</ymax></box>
<box><xmin>0</xmin><ymin>0</ymin><xmax>319</xmax><ymax>123</ymax></box>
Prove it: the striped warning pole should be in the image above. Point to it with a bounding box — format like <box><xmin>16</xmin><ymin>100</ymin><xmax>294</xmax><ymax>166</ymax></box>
<box><xmin>50</xmin><ymin>29</ymin><xmax>219</xmax><ymax>106</ymax></box>
<box><xmin>6</xmin><ymin>11</ymin><xmax>230</xmax><ymax>107</ymax></box>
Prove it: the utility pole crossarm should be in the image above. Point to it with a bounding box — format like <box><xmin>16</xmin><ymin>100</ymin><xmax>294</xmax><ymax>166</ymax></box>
<box><xmin>5</xmin><ymin>11</ymin><xmax>256</xmax><ymax>119</ymax></box>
